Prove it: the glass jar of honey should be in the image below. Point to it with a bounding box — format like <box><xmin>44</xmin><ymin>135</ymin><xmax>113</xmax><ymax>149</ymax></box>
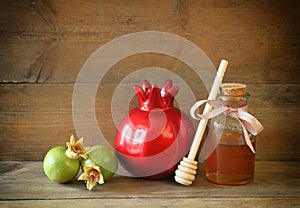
<box><xmin>205</xmin><ymin>83</ymin><xmax>256</xmax><ymax>185</ymax></box>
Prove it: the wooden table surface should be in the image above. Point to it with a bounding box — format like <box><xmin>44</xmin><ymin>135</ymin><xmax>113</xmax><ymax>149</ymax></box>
<box><xmin>1</xmin><ymin>161</ymin><xmax>299</xmax><ymax>207</ymax></box>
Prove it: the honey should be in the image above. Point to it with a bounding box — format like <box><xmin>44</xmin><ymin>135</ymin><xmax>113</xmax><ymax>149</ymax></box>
<box><xmin>206</xmin><ymin>131</ymin><xmax>256</xmax><ymax>185</ymax></box>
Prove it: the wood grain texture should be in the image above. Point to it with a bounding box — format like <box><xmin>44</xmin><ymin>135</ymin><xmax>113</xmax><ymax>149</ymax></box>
<box><xmin>0</xmin><ymin>0</ymin><xmax>299</xmax><ymax>83</ymax></box>
<box><xmin>1</xmin><ymin>198</ymin><xmax>300</xmax><ymax>208</ymax></box>
<box><xmin>0</xmin><ymin>161</ymin><xmax>299</xmax><ymax>199</ymax></box>
<box><xmin>1</xmin><ymin>35</ymin><xmax>299</xmax><ymax>84</ymax></box>
<box><xmin>0</xmin><ymin>83</ymin><xmax>299</xmax><ymax>161</ymax></box>
<box><xmin>0</xmin><ymin>161</ymin><xmax>299</xmax><ymax>207</ymax></box>
<box><xmin>0</xmin><ymin>0</ymin><xmax>299</xmax><ymax>162</ymax></box>
<box><xmin>1</xmin><ymin>1</ymin><xmax>299</xmax><ymax>206</ymax></box>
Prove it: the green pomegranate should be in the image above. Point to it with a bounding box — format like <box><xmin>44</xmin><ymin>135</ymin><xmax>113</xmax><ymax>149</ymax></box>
<box><xmin>43</xmin><ymin>146</ymin><xmax>80</xmax><ymax>183</ymax></box>
<box><xmin>81</xmin><ymin>145</ymin><xmax>118</xmax><ymax>182</ymax></box>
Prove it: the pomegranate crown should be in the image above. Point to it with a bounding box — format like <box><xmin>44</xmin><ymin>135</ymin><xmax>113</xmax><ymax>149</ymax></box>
<box><xmin>133</xmin><ymin>80</ymin><xmax>179</xmax><ymax>110</ymax></box>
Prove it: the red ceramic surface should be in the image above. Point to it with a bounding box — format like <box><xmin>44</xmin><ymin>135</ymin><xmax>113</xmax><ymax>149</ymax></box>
<box><xmin>115</xmin><ymin>80</ymin><xmax>194</xmax><ymax>179</ymax></box>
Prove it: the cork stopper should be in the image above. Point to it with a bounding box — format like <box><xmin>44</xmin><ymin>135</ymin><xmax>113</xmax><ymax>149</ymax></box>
<box><xmin>219</xmin><ymin>83</ymin><xmax>247</xmax><ymax>96</ymax></box>
<box><xmin>219</xmin><ymin>83</ymin><xmax>248</xmax><ymax>107</ymax></box>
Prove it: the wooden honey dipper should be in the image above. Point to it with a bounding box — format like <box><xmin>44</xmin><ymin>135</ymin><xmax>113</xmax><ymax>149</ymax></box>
<box><xmin>175</xmin><ymin>59</ymin><xmax>228</xmax><ymax>186</ymax></box>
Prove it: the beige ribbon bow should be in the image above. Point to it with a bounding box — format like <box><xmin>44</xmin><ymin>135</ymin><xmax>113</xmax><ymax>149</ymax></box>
<box><xmin>190</xmin><ymin>99</ymin><xmax>264</xmax><ymax>153</ymax></box>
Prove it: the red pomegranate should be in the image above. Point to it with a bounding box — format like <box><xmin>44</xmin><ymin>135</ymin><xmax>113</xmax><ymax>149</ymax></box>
<box><xmin>114</xmin><ymin>80</ymin><xmax>194</xmax><ymax>179</ymax></box>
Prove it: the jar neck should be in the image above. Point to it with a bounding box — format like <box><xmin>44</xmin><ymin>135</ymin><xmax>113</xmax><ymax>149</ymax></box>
<box><xmin>217</xmin><ymin>93</ymin><xmax>250</xmax><ymax>108</ymax></box>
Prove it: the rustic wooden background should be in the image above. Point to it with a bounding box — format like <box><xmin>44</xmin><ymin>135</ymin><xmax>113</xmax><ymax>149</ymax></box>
<box><xmin>0</xmin><ymin>0</ymin><xmax>299</xmax><ymax>162</ymax></box>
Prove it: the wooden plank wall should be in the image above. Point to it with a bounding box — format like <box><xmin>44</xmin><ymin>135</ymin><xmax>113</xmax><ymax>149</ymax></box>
<box><xmin>0</xmin><ymin>0</ymin><xmax>299</xmax><ymax>161</ymax></box>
